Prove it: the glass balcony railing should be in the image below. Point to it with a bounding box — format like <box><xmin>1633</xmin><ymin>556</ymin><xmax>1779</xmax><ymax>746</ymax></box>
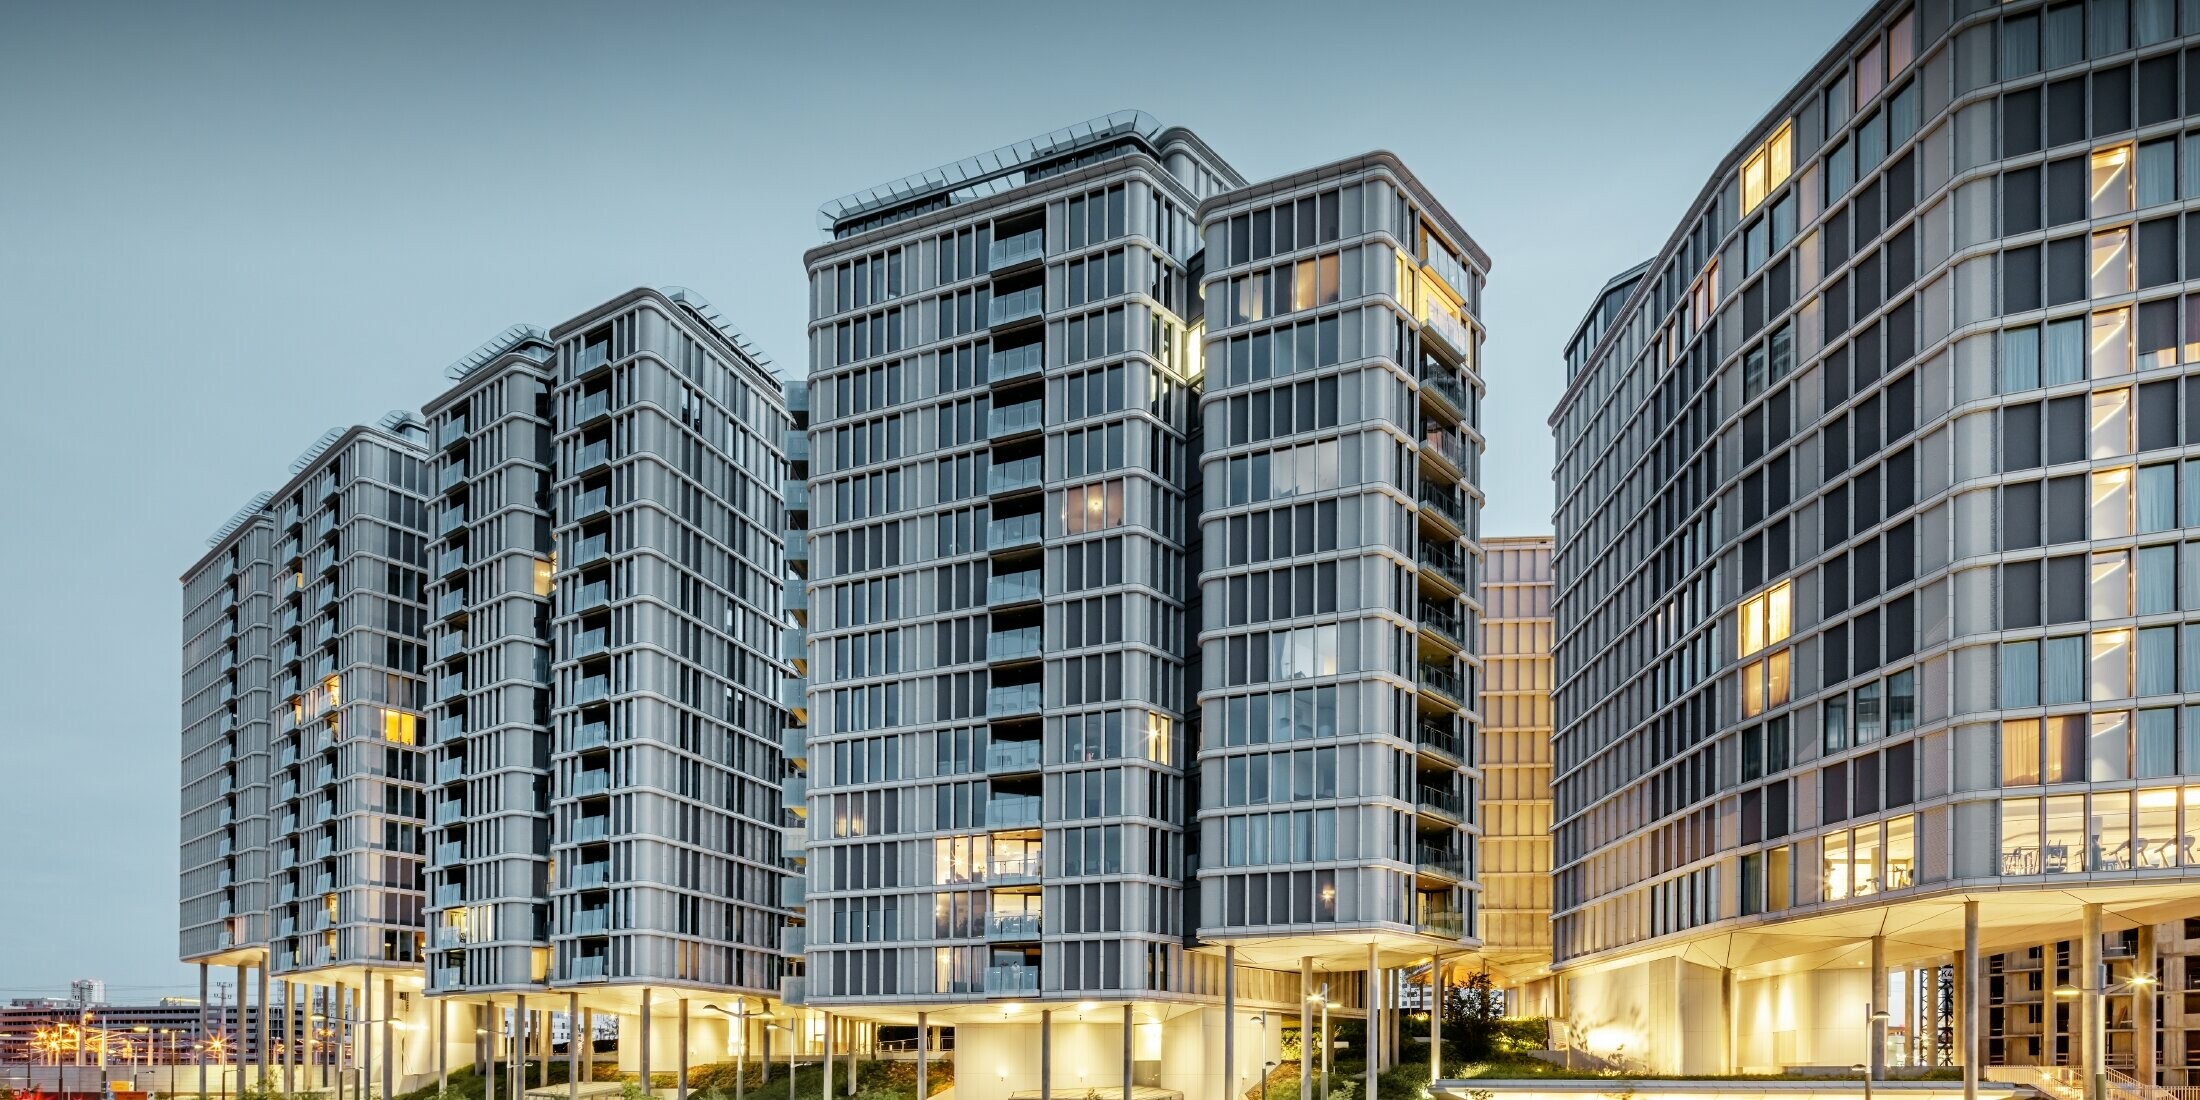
<box><xmin>437</xmin><ymin>418</ymin><xmax>467</xmax><ymax>449</ymax></box>
<box><xmin>438</xmin><ymin>508</ymin><xmax>467</xmax><ymax>536</ymax></box>
<box><xmin>782</xmin><ymin>774</ymin><xmax>809</xmax><ymax>811</ymax></box>
<box><xmin>567</xmin><ymin>955</ymin><xmax>608</xmax><ymax>982</ymax></box>
<box><xmin>987</xmin><ymin>626</ymin><xmax>1042</xmax><ymax>662</ymax></box>
<box><xmin>435</xmin><ymin>884</ymin><xmax>462</xmax><ymax>908</ymax></box>
<box><xmin>574</xmin><ymin>488</ymin><xmax>611</xmax><ymax>518</ymax></box>
<box><xmin>436</xmin><ymin>675</ymin><xmax>465</xmax><ymax>703</ymax></box>
<box><xmin>989</xmin><ymin>230</ymin><xmax>1045</xmax><ymax>271</ymax></box>
<box><xmin>575</xmin><ymin>390</ymin><xmax>611</xmax><ymax>422</ymax></box>
<box><xmin>985</xmin><ymin>964</ymin><xmax>1040</xmax><ymax>994</ymax></box>
<box><xmin>575</xmin><ymin>441</ymin><xmax>611</xmax><ymax>473</ymax></box>
<box><xmin>1419</xmin><ymin>487</ymin><xmax>1467</xmax><ymax>529</ymax></box>
<box><xmin>436</xmin><ymin>757</ymin><xmax>464</xmax><ymax>784</ymax></box>
<box><xmin>988</xmin><ymin>400</ymin><xmax>1044</xmax><ymax>438</ymax></box>
<box><xmin>439</xmin><ymin>463</ymin><xmax>468</xmax><ymax>492</ymax></box>
<box><xmin>987</xmin><ymin>911</ymin><xmax>1043</xmax><ymax>940</ymax></box>
<box><xmin>1422</xmin><ymin>307</ymin><xmax>1474</xmax><ymax>363</ymax></box>
<box><xmin>435</xmin><ymin>801</ymin><xmax>464</xmax><ymax>825</ymax></box>
<box><xmin>988</xmin><ymin>286</ymin><xmax>1044</xmax><ymax>326</ymax></box>
<box><xmin>988</xmin><ymin>513</ymin><xmax>1043</xmax><ymax>551</ymax></box>
<box><xmin>572</xmin><ymin>816</ymin><xmax>609</xmax><ymax>843</ymax></box>
<box><xmin>1418</xmin><ymin>661</ymin><xmax>1466</xmax><ymax>703</ymax></box>
<box><xmin>574</xmin><ymin>720</ymin><xmax>609</xmax><ymax>749</ymax></box>
<box><xmin>433</xmin><ymin>926</ymin><xmax>466</xmax><ymax>948</ymax></box>
<box><xmin>573</xmin><ymin>629</ymin><xmax>609</xmax><ymax>658</ymax></box>
<box><xmin>1419</xmin><ymin>599</ymin><xmax>1465</xmax><ymax>645</ymax></box>
<box><xmin>1416</xmin><ymin>719</ymin><xmax>1466</xmax><ymax>761</ymax></box>
<box><xmin>571</xmin><ymin>861</ymin><xmax>610</xmax><ymax>888</ymax></box>
<box><xmin>435</xmin><ymin>841</ymin><xmax>463</xmax><ymax>866</ymax></box>
<box><xmin>571</xmin><ymin>769</ymin><xmax>610</xmax><ymax>796</ymax></box>
<box><xmin>1421</xmin><ymin>369</ymin><xmax>1470</xmax><ymax>413</ymax></box>
<box><xmin>1416</xmin><ymin>843</ymin><xmax>1467</xmax><ymax>879</ymax></box>
<box><xmin>989</xmin><ymin>570</ymin><xmax>1043</xmax><ymax>604</ymax></box>
<box><xmin>1421</xmin><ymin>427</ymin><xmax>1470</xmax><ymax>473</ymax></box>
<box><xmin>1418</xmin><ymin>541</ymin><xmax>1469</xmax><ymax>589</ymax></box>
<box><xmin>987</xmin><ymin>683</ymin><xmax>1042</xmax><ymax>719</ymax></box>
<box><xmin>573</xmin><ymin>581</ymin><xmax>611</xmax><ymax>613</ymax></box>
<box><xmin>575</xmin><ymin>343</ymin><xmax>611</xmax><ymax>376</ymax></box>
<box><xmin>784</xmin><ymin>429</ymin><xmax>811</xmax><ymax>463</ymax></box>
<box><xmin>986</xmin><ymin>738</ymin><xmax>1044</xmax><ymax>772</ymax></box>
<box><xmin>988</xmin><ymin>455</ymin><xmax>1043</xmax><ymax>494</ymax></box>
<box><xmin>1416</xmin><ymin>783</ymin><xmax>1465</xmax><ymax>820</ymax></box>
<box><xmin>987</xmin><ymin>796</ymin><xmax>1042</xmax><ymax>828</ymax></box>
<box><xmin>781</xmin><ymin>875</ymin><xmax>808</xmax><ymax>908</ymax></box>
<box><xmin>569</xmin><ymin>908</ymin><xmax>610</xmax><ymax>936</ymax></box>
<box><xmin>781</xmin><ymin>925</ymin><xmax>806</xmax><ymax>956</ymax></box>
<box><xmin>1417</xmin><ymin>909</ymin><xmax>1467</xmax><ymax>939</ymax></box>
<box><xmin>989</xmin><ymin>341</ymin><xmax>1044</xmax><ymax>383</ymax></box>
<box><xmin>574</xmin><ymin>677</ymin><xmax>611</xmax><ymax>706</ymax></box>
<box><xmin>990</xmin><ymin>850</ymin><xmax>1044</xmax><ymax>881</ymax></box>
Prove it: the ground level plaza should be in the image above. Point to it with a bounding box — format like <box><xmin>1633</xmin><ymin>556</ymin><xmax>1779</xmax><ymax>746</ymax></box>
<box><xmin>1558</xmin><ymin>880</ymin><xmax>2200</xmax><ymax>1082</ymax></box>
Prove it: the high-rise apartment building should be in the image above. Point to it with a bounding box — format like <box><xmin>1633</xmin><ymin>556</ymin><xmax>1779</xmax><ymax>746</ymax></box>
<box><xmin>184</xmin><ymin>287</ymin><xmax>805</xmax><ymax>1094</ymax></box>
<box><xmin>800</xmin><ymin>111</ymin><xmax>1486</xmax><ymax>1100</ymax></box>
<box><xmin>1548</xmin><ymin>0</ymin><xmax>2200</xmax><ymax>1084</ymax></box>
<box><xmin>1476</xmin><ymin>537</ymin><xmax>1555</xmax><ymax>1015</ymax></box>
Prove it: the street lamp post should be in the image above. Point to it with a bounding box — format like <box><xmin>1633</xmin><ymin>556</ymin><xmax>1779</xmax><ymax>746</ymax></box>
<box><xmin>1861</xmin><ymin>1003</ymin><xmax>1891</xmax><ymax>1100</ymax></box>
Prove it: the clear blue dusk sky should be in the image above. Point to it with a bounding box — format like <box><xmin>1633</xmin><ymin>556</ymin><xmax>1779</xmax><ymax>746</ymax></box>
<box><xmin>0</xmin><ymin>0</ymin><xmax>1867</xmax><ymax>999</ymax></box>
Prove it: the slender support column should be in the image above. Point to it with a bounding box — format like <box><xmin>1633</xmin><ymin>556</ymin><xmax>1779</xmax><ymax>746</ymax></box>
<box><xmin>1870</xmin><ymin>934</ymin><xmax>1887</xmax><ymax>1081</ymax></box>
<box><xmin>286</xmin><ymin>982</ymin><xmax>298</xmax><ymax>1096</ymax></box>
<box><xmin>1301</xmin><ymin>958</ymin><xmax>1314</xmax><ymax>1100</ymax></box>
<box><xmin>516</xmin><ymin>995</ymin><xmax>530</xmax><ymax>1100</ymax></box>
<box><xmin>438</xmin><ymin>998</ymin><xmax>449</xmax><ymax>1098</ymax></box>
<box><xmin>567</xmin><ymin>995</ymin><xmax>580</xmax><ymax>1100</ymax></box>
<box><xmin>257</xmin><ymin>964</ymin><xmax>270</xmax><ymax>1087</ymax></box>
<box><xmin>916</xmin><ymin>1011</ymin><xmax>928</xmax><ymax>1100</ymax></box>
<box><xmin>2083</xmin><ymin>904</ymin><xmax>2104</xmax><ymax>1100</ymax></box>
<box><xmin>583</xmin><ymin>1010</ymin><xmax>594</xmax><ymax>1084</ymax></box>
<box><xmin>820</xmin><ymin>1011</ymin><xmax>832</xmax><ymax>1100</ymax></box>
<box><xmin>844</xmin><ymin>1017</ymin><xmax>856</xmax><ymax>1097</ymax></box>
<box><xmin>197</xmin><ymin>965</ymin><xmax>209</xmax><ymax>1100</ymax></box>
<box><xmin>1366</xmin><ymin>944</ymin><xmax>1379</xmax><ymax>1100</ymax></box>
<box><xmin>1723</xmin><ymin>967</ymin><xmax>1739</xmax><ymax>1074</ymax></box>
<box><xmin>735</xmin><ymin>1001</ymin><xmax>747</xmax><ymax>1100</ymax></box>
<box><xmin>1964</xmin><ymin>901</ymin><xmax>1982</xmax><ymax>1100</ymax></box>
<box><xmin>235</xmin><ymin>964</ymin><xmax>249</xmax><ymax>1088</ymax></box>
<box><xmin>678</xmin><ymin>999</ymin><xmax>690</xmax><ymax>1100</ymax></box>
<box><xmin>363</xmin><ymin>980</ymin><xmax>375</xmax><ymax>1100</ymax></box>
<box><xmin>640</xmin><ymin>990</ymin><xmax>652</xmax><ymax>1100</ymax></box>
<box><xmin>1121</xmin><ymin>1004</ymin><xmax>1133</xmax><ymax>1100</ymax></box>
<box><xmin>1429</xmin><ymin>954</ymin><xmax>1443</xmax><ymax>1084</ymax></box>
<box><xmin>314</xmin><ymin>985</ymin><xmax>327</xmax><ymax>1091</ymax></box>
<box><xmin>2138</xmin><ymin>923</ymin><xmax>2159</xmax><ymax>1086</ymax></box>
<box><xmin>1224</xmin><ymin>946</ymin><xmax>1237</xmax><ymax>1100</ymax></box>
<box><xmin>1320</xmin><ymin>987</ymin><xmax>1331</xmax><ymax>1100</ymax></box>
<box><xmin>383</xmin><ymin>978</ymin><xmax>395</xmax><ymax>1100</ymax></box>
<box><xmin>1040</xmin><ymin>1010</ymin><xmax>1053</xmax><ymax>1100</ymax></box>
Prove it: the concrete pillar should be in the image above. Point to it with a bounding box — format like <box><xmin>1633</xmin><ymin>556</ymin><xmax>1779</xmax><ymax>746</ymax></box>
<box><xmin>438</xmin><ymin>998</ymin><xmax>449</xmax><ymax>1098</ymax></box>
<box><xmin>1429</xmin><ymin>955</ymin><xmax>1443</xmax><ymax>1083</ymax></box>
<box><xmin>314</xmin><ymin>984</ymin><xmax>327</xmax><ymax>1091</ymax></box>
<box><xmin>2083</xmin><ymin>904</ymin><xmax>2104</xmax><ymax>1100</ymax></box>
<box><xmin>198</xmin><ymin>964</ymin><xmax>209</xmax><ymax>1100</ymax></box>
<box><xmin>916</xmin><ymin>1011</ymin><xmax>928</xmax><ymax>1100</ymax></box>
<box><xmin>583</xmin><ymin>1009</ymin><xmax>594</xmax><ymax>1082</ymax></box>
<box><xmin>1040</xmin><ymin>1009</ymin><xmax>1053</xmax><ymax>1100</ymax></box>
<box><xmin>567</xmin><ymin>995</ymin><xmax>580</xmax><ymax>1100</ymax></box>
<box><xmin>1871</xmin><ymin>934</ymin><xmax>1887</xmax><ymax>1081</ymax></box>
<box><xmin>678</xmin><ymin>999</ymin><xmax>689</xmax><ymax>1100</ymax></box>
<box><xmin>1121</xmin><ymin>1004</ymin><xmax>1132</xmax><ymax>1100</ymax></box>
<box><xmin>286</xmin><ymin>982</ymin><xmax>299</xmax><ymax>1096</ymax></box>
<box><xmin>844</xmin><ymin>1016</ymin><xmax>856</xmax><ymax>1097</ymax></box>
<box><xmin>1366</xmin><ymin>944</ymin><xmax>1379</xmax><ymax>1100</ymax></box>
<box><xmin>363</xmin><ymin>979</ymin><xmax>375</xmax><ymax>1100</ymax></box>
<box><xmin>1301</xmin><ymin>959</ymin><xmax>1314</xmax><ymax>1100</ymax></box>
<box><xmin>1225</xmin><ymin>946</ymin><xmax>1237</xmax><ymax>1100</ymax></box>
<box><xmin>820</xmin><ymin>1011</ymin><xmax>831</xmax><ymax>1100</ymax></box>
<box><xmin>235</xmin><ymin>964</ymin><xmax>249</xmax><ymax>1086</ymax></box>
<box><xmin>1961</xmin><ymin>901</ymin><xmax>1980</xmax><ymax>1100</ymax></box>
<box><xmin>257</xmin><ymin>964</ymin><xmax>271</xmax><ymax>1087</ymax></box>
<box><xmin>383</xmin><ymin>978</ymin><xmax>395</xmax><ymax>1100</ymax></box>
<box><xmin>1722</xmin><ymin>967</ymin><xmax>1738</xmax><ymax>1074</ymax></box>
<box><xmin>641</xmin><ymin>990</ymin><xmax>652</xmax><ymax>1100</ymax></box>
<box><xmin>2138</xmin><ymin>923</ymin><xmax>2159</xmax><ymax>1086</ymax></box>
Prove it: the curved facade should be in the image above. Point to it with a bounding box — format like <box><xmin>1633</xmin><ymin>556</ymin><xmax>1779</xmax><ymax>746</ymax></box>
<box><xmin>1550</xmin><ymin>0</ymin><xmax>2200</xmax><ymax>1077</ymax></box>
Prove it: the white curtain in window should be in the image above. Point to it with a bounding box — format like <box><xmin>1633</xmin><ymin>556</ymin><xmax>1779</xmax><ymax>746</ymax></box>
<box><xmin>2001</xmin><ymin>326</ymin><xmax>2041</xmax><ymax>393</ymax></box>
<box><xmin>2138</xmin><ymin>545</ymin><xmax>2178</xmax><ymax>613</ymax></box>
<box><xmin>2046</xmin><ymin>636</ymin><xmax>2087</xmax><ymax>704</ymax></box>
<box><xmin>2045</xmin><ymin>318</ymin><xmax>2085</xmax><ymax>385</ymax></box>
<box><xmin>2137</xmin><ymin>0</ymin><xmax>2177</xmax><ymax>44</ymax></box>
<box><xmin>2141</xmin><ymin>626</ymin><xmax>2179</xmax><ymax>696</ymax></box>
<box><xmin>2139</xmin><ymin>464</ymin><xmax>2178</xmax><ymax>533</ymax></box>
<box><xmin>2094</xmin><ymin>0</ymin><xmax>2133</xmax><ymax>54</ymax></box>
<box><xmin>2003</xmin><ymin>641</ymin><xmax>2042</xmax><ymax>708</ymax></box>
<box><xmin>2141</xmin><ymin>141</ymin><xmax>2179</xmax><ymax>207</ymax></box>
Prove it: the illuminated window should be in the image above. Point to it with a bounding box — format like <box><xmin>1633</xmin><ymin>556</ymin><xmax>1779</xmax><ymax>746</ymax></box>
<box><xmin>1855</xmin><ymin>40</ymin><xmax>1885</xmax><ymax>107</ymax></box>
<box><xmin>2091</xmin><ymin>551</ymin><xmax>2131</xmax><ymax>619</ymax></box>
<box><xmin>2044</xmin><ymin>795</ymin><xmax>2085</xmax><ymax>873</ymax></box>
<box><xmin>2002</xmin><ymin>719</ymin><xmax>2042</xmax><ymax>786</ymax></box>
<box><xmin>1822</xmin><ymin>829</ymin><xmax>1854</xmax><ymax>900</ymax></box>
<box><xmin>1061</xmin><ymin>479</ymin><xmax>1126</xmax><ymax>534</ymax></box>
<box><xmin>2091</xmin><ymin>146</ymin><xmax>2134</xmax><ymax>218</ymax></box>
<box><xmin>1739</xmin><ymin>581</ymin><xmax>1793</xmax><ymax>658</ymax></box>
<box><xmin>1885</xmin><ymin>814</ymin><xmax>1917</xmax><ymax>889</ymax></box>
<box><xmin>2091</xmin><ymin>307</ymin><xmax>2132</xmax><ymax>377</ymax></box>
<box><xmin>2001</xmin><ymin>798</ymin><xmax>2041</xmax><ymax>875</ymax></box>
<box><xmin>2092</xmin><ymin>227</ymin><xmax>2132</xmax><ymax>297</ymax></box>
<box><xmin>534</xmin><ymin>557</ymin><xmax>554</xmax><ymax>597</ymax></box>
<box><xmin>2092</xmin><ymin>467</ymin><xmax>2133</xmax><ymax>538</ymax></box>
<box><xmin>1741</xmin><ymin>120</ymin><xmax>1796</xmax><ymax>214</ymax></box>
<box><xmin>1740</xmin><ymin>650</ymin><xmax>1791</xmax><ymax>717</ymax></box>
<box><xmin>2090</xmin><ymin>389</ymin><xmax>2131</xmax><ymax>458</ymax></box>
<box><xmin>381</xmin><ymin>709</ymin><xmax>417</xmax><ymax>745</ymax></box>
<box><xmin>2091</xmin><ymin>630</ymin><xmax>2133</xmax><ymax>700</ymax></box>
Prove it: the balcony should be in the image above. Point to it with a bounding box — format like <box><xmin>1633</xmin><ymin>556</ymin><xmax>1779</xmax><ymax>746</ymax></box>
<box><xmin>571</xmin><ymin>861</ymin><xmax>610</xmax><ymax>888</ymax></box>
<box><xmin>567</xmin><ymin>954</ymin><xmax>608</xmax><ymax>982</ymax></box>
<box><xmin>438</xmin><ymin>507</ymin><xmax>467</xmax><ymax>537</ymax></box>
<box><xmin>1416</xmin><ymin>844</ymin><xmax>1466</xmax><ymax>881</ymax></box>
<box><xmin>987</xmin><ymin>683</ymin><xmax>1042</xmax><ymax>719</ymax></box>
<box><xmin>571</xmin><ymin>816</ymin><xmax>610</xmax><ymax>843</ymax></box>
<box><xmin>437</xmin><ymin>590</ymin><xmax>467</xmax><ymax>621</ymax></box>
<box><xmin>438</xmin><ymin>418</ymin><xmax>467</xmax><ymax>450</ymax></box>
<box><xmin>575</xmin><ymin>440</ymin><xmax>611</xmax><ymax>475</ymax></box>
<box><xmin>780</xmin><ymin>875</ymin><xmax>808</xmax><ymax>908</ymax></box>
<box><xmin>1422</xmin><ymin>307</ymin><xmax>1474</xmax><ymax>364</ymax></box>
<box><xmin>576</xmin><ymin>342</ymin><xmax>612</xmax><ymax>377</ymax></box>
<box><xmin>988</xmin><ymin>398</ymin><xmax>1045</xmax><ymax>441</ymax></box>
<box><xmin>781</xmin><ymin>774</ymin><xmax>809</xmax><ymax>812</ymax></box>
<box><xmin>571</xmin><ymin>769</ymin><xmax>611</xmax><ymax>796</ymax></box>
<box><xmin>574</xmin><ymin>676</ymin><xmax>611</xmax><ymax>705</ymax></box>
<box><xmin>990</xmin><ymin>850</ymin><xmax>1043</xmax><ymax>883</ymax></box>
<box><xmin>988</xmin><ymin>513</ymin><xmax>1042</xmax><ymax>552</ymax></box>
<box><xmin>784</xmin><ymin>527</ymin><xmax>809</xmax><ymax>573</ymax></box>
<box><xmin>569</xmin><ymin>907</ymin><xmax>610</xmax><ymax>936</ymax></box>
<box><xmin>780</xmin><ymin>976</ymin><xmax>808</xmax><ymax>1006</ymax></box>
<box><xmin>572</xmin><ymin>581</ymin><xmax>611</xmax><ymax>613</ymax></box>
<box><xmin>987</xmin><ymin>626</ymin><xmax>1042</xmax><ymax>663</ymax></box>
<box><xmin>435</xmin><ymin>884</ymin><xmax>463</xmax><ymax>908</ymax></box>
<box><xmin>989</xmin><ymin>341</ymin><xmax>1043</xmax><ymax>384</ymax></box>
<box><xmin>1417</xmin><ymin>909</ymin><xmax>1467</xmax><ymax>940</ymax></box>
<box><xmin>1420</xmin><ymin>369</ymin><xmax>1470</xmax><ymax>419</ymax></box>
<box><xmin>437</xmin><ymin>715</ymin><xmax>465</xmax><ymax>742</ymax></box>
<box><xmin>781</xmin><ymin>925</ymin><xmax>806</xmax><ymax>956</ymax></box>
<box><xmin>435</xmin><ymin>631</ymin><xmax>466</xmax><ymax>662</ymax></box>
<box><xmin>987</xmin><ymin>911</ymin><xmax>1043</xmax><ymax>940</ymax></box>
<box><xmin>1416</xmin><ymin>784</ymin><xmax>1465</xmax><ymax>822</ymax></box>
<box><xmin>435</xmin><ymin>757</ymin><xmax>465</xmax><ymax>784</ymax></box>
<box><xmin>1416</xmin><ymin>719</ymin><xmax>1466</xmax><ymax>763</ymax></box>
<box><xmin>435</xmin><ymin>841</ymin><xmax>463</xmax><ymax>867</ymax></box>
<box><xmin>574</xmin><ymin>487</ymin><xmax>611</xmax><ymax>520</ymax></box>
<box><xmin>1422</xmin><ymin>427</ymin><xmax>1471</xmax><ymax>481</ymax></box>
<box><xmin>434</xmin><ymin>966</ymin><xmax>463</xmax><ymax>989</ymax></box>
<box><xmin>435</xmin><ymin>800</ymin><xmax>465</xmax><ymax>825</ymax></box>
<box><xmin>436</xmin><ymin>675</ymin><xmax>465</xmax><ymax>704</ymax></box>
<box><xmin>1418</xmin><ymin>662</ymin><xmax>1467</xmax><ymax>707</ymax></box>
<box><xmin>784</xmin><ymin>429</ymin><xmax>811</xmax><ymax>463</ymax></box>
<box><xmin>572</xmin><ymin>535</ymin><xmax>611</xmax><ymax>568</ymax></box>
<box><xmin>573</xmin><ymin>720</ymin><xmax>610</xmax><ymax>750</ymax></box>
<box><xmin>1418</xmin><ymin>541</ymin><xmax>1469</xmax><ymax>591</ymax></box>
<box><xmin>985</xmin><ymin>738</ymin><xmax>1044</xmax><ymax>774</ymax></box>
<box><xmin>985</xmin><ymin>964</ymin><xmax>1040</xmax><ymax>994</ymax></box>
<box><xmin>439</xmin><ymin>463</ymin><xmax>468</xmax><ymax>493</ymax></box>
<box><xmin>574</xmin><ymin>389</ymin><xmax>611</xmax><ymax>425</ymax></box>
<box><xmin>987</xmin><ymin>796</ymin><xmax>1042</xmax><ymax>828</ymax></box>
<box><xmin>572</xmin><ymin>629</ymin><xmax>609</xmax><ymax>659</ymax></box>
<box><xmin>988</xmin><ymin>286</ymin><xmax>1044</xmax><ymax>327</ymax></box>
<box><xmin>433</xmin><ymin>925</ymin><xmax>466</xmax><ymax>948</ymax></box>
<box><xmin>782</xmin><ymin>724</ymin><xmax>809</xmax><ymax>763</ymax></box>
<box><xmin>786</xmin><ymin>584</ymin><xmax>809</xmax><ymax>620</ymax></box>
<box><xmin>783</xmin><ymin>674</ymin><xmax>810</xmax><ymax>714</ymax></box>
<box><xmin>988</xmin><ymin>455</ymin><xmax>1043</xmax><ymax>495</ymax></box>
<box><xmin>1419</xmin><ymin>487</ymin><xmax>1468</xmax><ymax>533</ymax></box>
<box><xmin>988</xmin><ymin>570</ymin><xmax>1043</xmax><ymax>606</ymax></box>
<box><xmin>1419</xmin><ymin>599</ymin><xmax>1466</xmax><ymax>650</ymax></box>
<box><xmin>989</xmin><ymin>230</ymin><xmax>1045</xmax><ymax>272</ymax></box>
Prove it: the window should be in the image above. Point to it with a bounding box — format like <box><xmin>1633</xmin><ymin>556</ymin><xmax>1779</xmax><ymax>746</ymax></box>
<box><xmin>1740</xmin><ymin>581</ymin><xmax>1793</xmax><ymax>658</ymax></box>
<box><xmin>1741</xmin><ymin>650</ymin><xmax>1792</xmax><ymax>717</ymax></box>
<box><xmin>2093</xmin><ymin>308</ymin><xmax>2133</xmax><ymax>377</ymax></box>
<box><xmin>2094</xmin><ymin>146</ymin><xmax>2135</xmax><ymax>217</ymax></box>
<box><xmin>1742</xmin><ymin>120</ymin><xmax>1795</xmax><ymax>214</ymax></box>
<box><xmin>2094</xmin><ymin>467</ymin><xmax>2135</xmax><ymax>538</ymax></box>
<box><xmin>2093</xmin><ymin>629</ymin><xmax>2134</xmax><ymax>701</ymax></box>
<box><xmin>2094</xmin><ymin>228</ymin><xmax>2134</xmax><ymax>297</ymax></box>
<box><xmin>2002</xmin><ymin>798</ymin><xmax>2042</xmax><ymax>876</ymax></box>
<box><xmin>2004</xmin><ymin>719</ymin><xmax>2043</xmax><ymax>786</ymax></box>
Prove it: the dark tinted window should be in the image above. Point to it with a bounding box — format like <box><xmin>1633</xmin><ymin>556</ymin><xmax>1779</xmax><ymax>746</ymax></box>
<box><xmin>2046</xmin><ymin>157</ymin><xmax>2085</xmax><ymax>226</ymax></box>
<box><xmin>2140</xmin><ymin>379</ymin><xmax>2179</xmax><ymax>452</ymax></box>
<box><xmin>2004</xmin><ymin>88</ymin><xmax>2043</xmax><ymax>155</ymax></box>
<box><xmin>2006</xmin><ymin>245</ymin><xmax>2043</xmax><ymax>313</ymax></box>
<box><xmin>2046</xmin><ymin>475</ymin><xmax>2087</xmax><ymax>543</ymax></box>
<box><xmin>2140</xmin><ymin>218</ymin><xmax>2179</xmax><ymax>288</ymax></box>
<box><xmin>2093</xmin><ymin>64</ymin><xmax>2132</xmax><ymax>135</ymax></box>
<box><xmin>2005</xmin><ymin>167</ymin><xmax>2043</xmax><ymax>234</ymax></box>
<box><xmin>2046</xmin><ymin>554</ymin><xmax>2085</xmax><ymax>623</ymax></box>
<box><xmin>2005</xmin><ymin>560</ymin><xmax>2043</xmax><ymax>628</ymax></box>
<box><xmin>2046</xmin><ymin>77</ymin><xmax>2086</xmax><ymax>147</ymax></box>
<box><xmin>2139</xmin><ymin>55</ymin><xmax>2178</xmax><ymax>126</ymax></box>
<box><xmin>2004</xmin><ymin>402</ymin><xmax>2042</xmax><ymax>470</ymax></box>
<box><xmin>2045</xmin><ymin>237</ymin><xmax>2085</xmax><ymax>306</ymax></box>
<box><xmin>2003</xmin><ymin>482</ymin><xmax>2042</xmax><ymax>549</ymax></box>
<box><xmin>2045</xmin><ymin>395</ymin><xmax>2085</xmax><ymax>464</ymax></box>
